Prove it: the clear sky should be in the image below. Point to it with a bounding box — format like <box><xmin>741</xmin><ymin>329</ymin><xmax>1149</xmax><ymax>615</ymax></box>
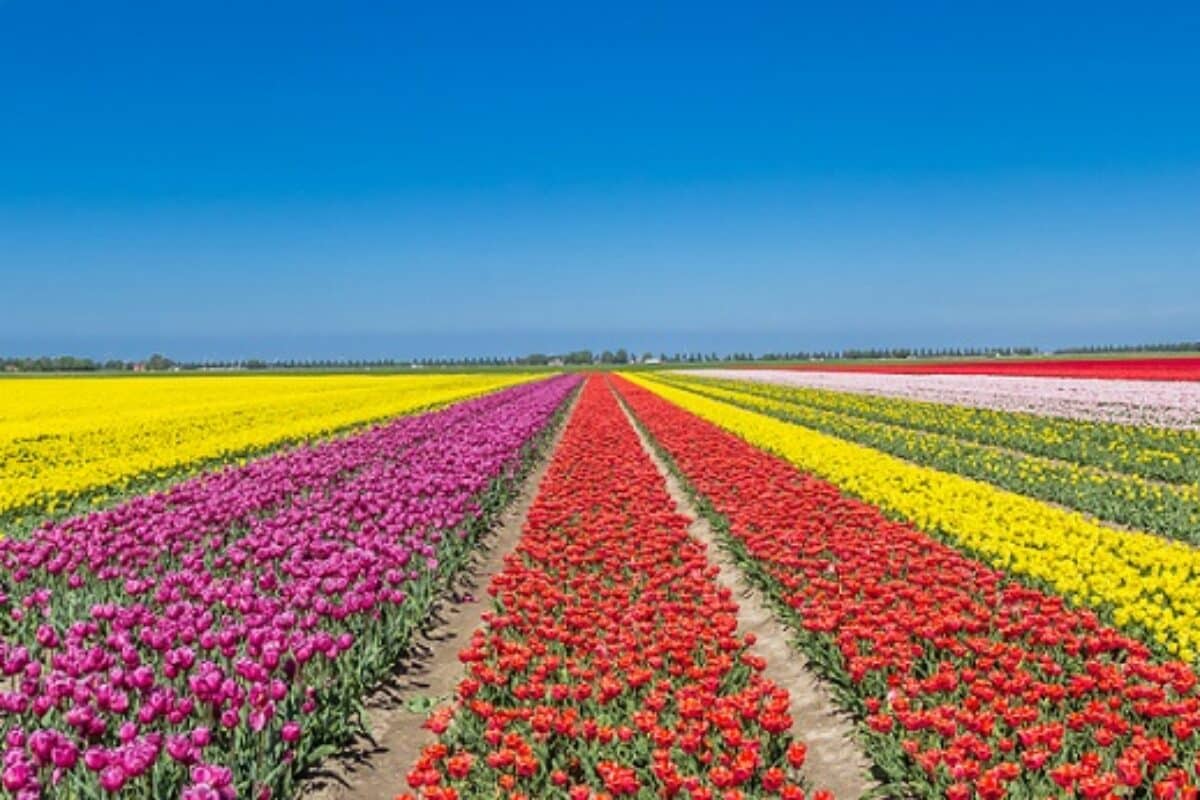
<box><xmin>2</xmin><ymin>2</ymin><xmax>1198</xmax><ymax>360</ymax></box>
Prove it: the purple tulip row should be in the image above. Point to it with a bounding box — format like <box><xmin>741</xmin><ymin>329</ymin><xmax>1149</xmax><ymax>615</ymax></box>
<box><xmin>0</xmin><ymin>374</ymin><xmax>580</xmax><ymax>799</ymax></box>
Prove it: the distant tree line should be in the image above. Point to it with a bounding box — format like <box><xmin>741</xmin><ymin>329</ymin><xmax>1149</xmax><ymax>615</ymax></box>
<box><xmin>2</xmin><ymin>355</ymin><xmax>108</xmax><ymax>372</ymax></box>
<box><xmin>7</xmin><ymin>346</ymin><xmax>1038</xmax><ymax>373</ymax></box>
<box><xmin>839</xmin><ymin>346</ymin><xmax>1039</xmax><ymax>360</ymax></box>
<box><xmin>656</xmin><ymin>346</ymin><xmax>1039</xmax><ymax>362</ymax></box>
<box><xmin>0</xmin><ymin>353</ymin><xmax>188</xmax><ymax>372</ymax></box>
<box><xmin>35</xmin><ymin>341</ymin><xmax>1200</xmax><ymax>373</ymax></box>
<box><xmin>1</xmin><ymin>355</ymin><xmax>143</xmax><ymax>372</ymax></box>
<box><xmin>1055</xmin><ymin>342</ymin><xmax>1200</xmax><ymax>355</ymax></box>
<box><xmin>657</xmin><ymin>352</ymin><xmax>721</xmax><ymax>363</ymax></box>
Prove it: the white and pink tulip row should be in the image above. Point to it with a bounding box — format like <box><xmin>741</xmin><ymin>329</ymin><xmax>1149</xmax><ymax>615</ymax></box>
<box><xmin>686</xmin><ymin>369</ymin><xmax>1200</xmax><ymax>428</ymax></box>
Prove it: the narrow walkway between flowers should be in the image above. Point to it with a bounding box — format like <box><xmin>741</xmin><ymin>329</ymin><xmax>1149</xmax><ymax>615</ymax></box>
<box><xmin>614</xmin><ymin>379</ymin><xmax>876</xmax><ymax>799</ymax></box>
<box><xmin>298</xmin><ymin>389</ymin><xmax>582</xmax><ymax>800</ymax></box>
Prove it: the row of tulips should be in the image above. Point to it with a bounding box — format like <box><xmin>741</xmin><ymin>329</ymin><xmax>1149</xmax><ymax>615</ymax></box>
<box><xmin>0</xmin><ymin>373</ymin><xmax>536</xmax><ymax>531</ymax></box>
<box><xmin>399</xmin><ymin>376</ymin><xmax>817</xmax><ymax>800</ymax></box>
<box><xmin>628</xmin><ymin>373</ymin><xmax>1200</xmax><ymax>664</ymax></box>
<box><xmin>683</xmin><ymin>372</ymin><xmax>1200</xmax><ymax>484</ymax></box>
<box><xmin>0</xmin><ymin>374</ymin><xmax>579</xmax><ymax>799</ymax></box>
<box><xmin>696</xmin><ymin>369</ymin><xmax>1200</xmax><ymax>429</ymax></box>
<box><xmin>777</xmin><ymin>356</ymin><xmax>1200</xmax><ymax>382</ymax></box>
<box><xmin>614</xmin><ymin>375</ymin><xmax>1200</xmax><ymax>798</ymax></box>
<box><xmin>661</xmin><ymin>375</ymin><xmax>1200</xmax><ymax>543</ymax></box>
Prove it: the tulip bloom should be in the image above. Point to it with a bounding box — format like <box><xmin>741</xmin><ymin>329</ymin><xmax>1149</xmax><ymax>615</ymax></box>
<box><xmin>614</xmin><ymin>374</ymin><xmax>1200</xmax><ymax>797</ymax></box>
<box><xmin>396</xmin><ymin>377</ymin><xmax>815</xmax><ymax>798</ymax></box>
<box><xmin>0</xmin><ymin>376</ymin><xmax>579</xmax><ymax>798</ymax></box>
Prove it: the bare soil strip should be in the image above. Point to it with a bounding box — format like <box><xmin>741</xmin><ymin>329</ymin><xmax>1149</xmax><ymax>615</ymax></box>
<box><xmin>298</xmin><ymin>389</ymin><xmax>581</xmax><ymax>800</ymax></box>
<box><xmin>614</xmin><ymin>382</ymin><xmax>875</xmax><ymax>799</ymax></box>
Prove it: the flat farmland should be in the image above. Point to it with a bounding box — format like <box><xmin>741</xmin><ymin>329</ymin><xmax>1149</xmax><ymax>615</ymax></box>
<box><xmin>2</xmin><ymin>366</ymin><xmax>1200</xmax><ymax>799</ymax></box>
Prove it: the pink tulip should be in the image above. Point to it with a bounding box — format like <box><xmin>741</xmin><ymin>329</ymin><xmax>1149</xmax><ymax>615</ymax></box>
<box><xmin>98</xmin><ymin>764</ymin><xmax>126</xmax><ymax>792</ymax></box>
<box><xmin>694</xmin><ymin>368</ymin><xmax>1200</xmax><ymax>428</ymax></box>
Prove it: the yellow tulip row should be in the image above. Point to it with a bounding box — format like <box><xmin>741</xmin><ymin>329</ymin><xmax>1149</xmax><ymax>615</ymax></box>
<box><xmin>0</xmin><ymin>373</ymin><xmax>537</xmax><ymax>525</ymax></box>
<box><xmin>657</xmin><ymin>374</ymin><xmax>1200</xmax><ymax>543</ymax></box>
<box><xmin>626</xmin><ymin>372</ymin><xmax>1200</xmax><ymax>663</ymax></box>
<box><xmin>688</xmin><ymin>375</ymin><xmax>1200</xmax><ymax>484</ymax></box>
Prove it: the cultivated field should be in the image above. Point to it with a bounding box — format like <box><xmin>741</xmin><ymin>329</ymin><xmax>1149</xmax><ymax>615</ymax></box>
<box><xmin>2</xmin><ymin>361</ymin><xmax>1199</xmax><ymax>798</ymax></box>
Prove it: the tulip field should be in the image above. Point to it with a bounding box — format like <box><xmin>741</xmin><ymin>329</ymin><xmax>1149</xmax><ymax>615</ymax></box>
<box><xmin>2</xmin><ymin>362</ymin><xmax>1200</xmax><ymax>799</ymax></box>
<box><xmin>0</xmin><ymin>374</ymin><xmax>538</xmax><ymax>531</ymax></box>
<box><xmin>775</xmin><ymin>356</ymin><xmax>1200</xmax><ymax>382</ymax></box>
<box><xmin>0</xmin><ymin>375</ymin><xmax>574</xmax><ymax>799</ymax></box>
<box><xmin>399</xmin><ymin>378</ymin><xmax>811</xmax><ymax>800</ymax></box>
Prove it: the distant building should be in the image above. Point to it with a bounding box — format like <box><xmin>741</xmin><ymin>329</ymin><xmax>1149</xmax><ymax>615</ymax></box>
<box><xmin>548</xmin><ymin>358</ymin><xmax>564</xmax><ymax>367</ymax></box>
<box><xmin>642</xmin><ymin>357</ymin><xmax>661</xmax><ymax>365</ymax></box>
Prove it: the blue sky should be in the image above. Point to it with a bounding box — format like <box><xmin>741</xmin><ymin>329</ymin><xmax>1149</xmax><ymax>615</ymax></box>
<box><xmin>1</xmin><ymin>2</ymin><xmax>1198</xmax><ymax>359</ymax></box>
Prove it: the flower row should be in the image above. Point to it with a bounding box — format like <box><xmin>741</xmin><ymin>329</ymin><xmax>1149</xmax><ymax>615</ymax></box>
<box><xmin>686</xmin><ymin>371</ymin><xmax>1200</xmax><ymax>481</ymax></box>
<box><xmin>399</xmin><ymin>376</ymin><xmax>816</xmax><ymax>800</ymax></box>
<box><xmin>663</xmin><ymin>376</ymin><xmax>1200</xmax><ymax>543</ymax></box>
<box><xmin>778</xmin><ymin>356</ymin><xmax>1200</xmax><ymax>382</ymax></box>
<box><xmin>614</xmin><ymin>375</ymin><xmax>1200</xmax><ymax>798</ymax></box>
<box><xmin>0</xmin><ymin>373</ymin><xmax>537</xmax><ymax>527</ymax></box>
<box><xmin>701</xmin><ymin>368</ymin><xmax>1200</xmax><ymax>429</ymax></box>
<box><xmin>628</xmin><ymin>374</ymin><xmax>1200</xmax><ymax>663</ymax></box>
<box><xmin>0</xmin><ymin>375</ymin><xmax>578</xmax><ymax>799</ymax></box>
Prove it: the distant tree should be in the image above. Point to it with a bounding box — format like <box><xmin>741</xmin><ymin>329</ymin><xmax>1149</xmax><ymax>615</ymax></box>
<box><xmin>145</xmin><ymin>353</ymin><xmax>174</xmax><ymax>371</ymax></box>
<box><xmin>564</xmin><ymin>350</ymin><xmax>593</xmax><ymax>364</ymax></box>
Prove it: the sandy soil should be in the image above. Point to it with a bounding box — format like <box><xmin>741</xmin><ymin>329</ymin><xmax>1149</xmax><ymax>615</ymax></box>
<box><xmin>298</xmin><ymin>390</ymin><xmax>581</xmax><ymax>800</ymax></box>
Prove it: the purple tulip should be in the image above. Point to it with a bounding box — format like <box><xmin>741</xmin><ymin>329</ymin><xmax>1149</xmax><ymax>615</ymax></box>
<box><xmin>280</xmin><ymin>721</ymin><xmax>301</xmax><ymax>743</ymax></box>
<box><xmin>83</xmin><ymin>747</ymin><xmax>108</xmax><ymax>771</ymax></box>
<box><xmin>27</xmin><ymin>730</ymin><xmax>53</xmax><ymax>764</ymax></box>
<box><xmin>2</xmin><ymin>762</ymin><xmax>31</xmax><ymax>791</ymax></box>
<box><xmin>51</xmin><ymin>742</ymin><xmax>78</xmax><ymax>769</ymax></box>
<box><xmin>181</xmin><ymin>785</ymin><xmax>221</xmax><ymax>800</ymax></box>
<box><xmin>0</xmin><ymin>376</ymin><xmax>580</xmax><ymax>797</ymax></box>
<box><xmin>98</xmin><ymin>764</ymin><xmax>126</xmax><ymax>792</ymax></box>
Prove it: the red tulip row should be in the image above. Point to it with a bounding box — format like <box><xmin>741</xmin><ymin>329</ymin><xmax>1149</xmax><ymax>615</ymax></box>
<box><xmin>612</xmin><ymin>375</ymin><xmax>1200</xmax><ymax>799</ymax></box>
<box><xmin>397</xmin><ymin>376</ymin><xmax>819</xmax><ymax>800</ymax></box>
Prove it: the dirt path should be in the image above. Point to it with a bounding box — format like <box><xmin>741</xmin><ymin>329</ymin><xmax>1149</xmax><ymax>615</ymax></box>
<box><xmin>298</xmin><ymin>389</ymin><xmax>581</xmax><ymax>800</ymax></box>
<box><xmin>613</xmin><ymin>382</ymin><xmax>875</xmax><ymax>799</ymax></box>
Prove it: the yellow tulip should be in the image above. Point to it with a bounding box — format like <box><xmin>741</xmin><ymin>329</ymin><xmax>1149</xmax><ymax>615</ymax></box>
<box><xmin>0</xmin><ymin>373</ymin><xmax>537</xmax><ymax>525</ymax></box>
<box><xmin>628</xmin><ymin>372</ymin><xmax>1200</xmax><ymax>662</ymax></box>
